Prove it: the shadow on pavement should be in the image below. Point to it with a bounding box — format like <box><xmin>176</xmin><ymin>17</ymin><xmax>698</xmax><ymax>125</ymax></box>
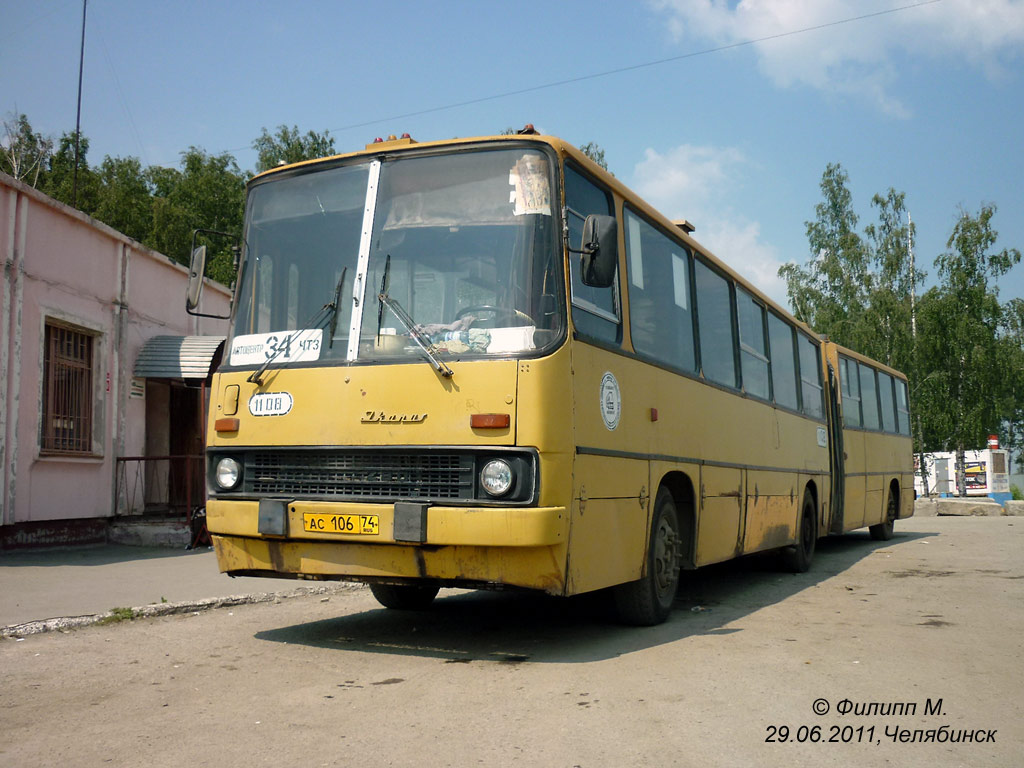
<box><xmin>0</xmin><ymin>544</ymin><xmax>206</xmax><ymax>568</ymax></box>
<box><xmin>255</xmin><ymin>529</ymin><xmax>934</xmax><ymax>663</ymax></box>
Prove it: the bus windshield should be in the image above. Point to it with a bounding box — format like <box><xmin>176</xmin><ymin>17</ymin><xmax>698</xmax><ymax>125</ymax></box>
<box><xmin>229</xmin><ymin>146</ymin><xmax>564</xmax><ymax>370</ymax></box>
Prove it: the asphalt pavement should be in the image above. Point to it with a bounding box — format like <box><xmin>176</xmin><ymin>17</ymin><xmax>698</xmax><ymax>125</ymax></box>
<box><xmin>0</xmin><ymin>544</ymin><xmax>318</xmax><ymax>631</ymax></box>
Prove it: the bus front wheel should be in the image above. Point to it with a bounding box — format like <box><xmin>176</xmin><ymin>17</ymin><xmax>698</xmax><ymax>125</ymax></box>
<box><xmin>782</xmin><ymin>491</ymin><xmax>817</xmax><ymax>573</ymax></box>
<box><xmin>613</xmin><ymin>487</ymin><xmax>681</xmax><ymax>626</ymax></box>
<box><xmin>369</xmin><ymin>583</ymin><xmax>440</xmax><ymax>610</ymax></box>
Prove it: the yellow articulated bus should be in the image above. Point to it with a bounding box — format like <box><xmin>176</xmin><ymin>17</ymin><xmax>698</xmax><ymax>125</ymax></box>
<box><xmin>186</xmin><ymin>131</ymin><xmax>913</xmax><ymax>625</ymax></box>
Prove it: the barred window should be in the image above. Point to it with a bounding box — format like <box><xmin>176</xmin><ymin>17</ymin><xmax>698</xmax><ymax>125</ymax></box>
<box><xmin>41</xmin><ymin>322</ymin><xmax>95</xmax><ymax>454</ymax></box>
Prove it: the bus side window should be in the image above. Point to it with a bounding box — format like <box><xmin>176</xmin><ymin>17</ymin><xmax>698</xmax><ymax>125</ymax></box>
<box><xmin>896</xmin><ymin>378</ymin><xmax>911</xmax><ymax>435</ymax></box>
<box><xmin>878</xmin><ymin>371</ymin><xmax>898</xmax><ymax>433</ymax></box>
<box><xmin>797</xmin><ymin>333</ymin><xmax>824</xmax><ymax>419</ymax></box>
<box><xmin>565</xmin><ymin>164</ymin><xmax>619</xmax><ymax>344</ymax></box>
<box><xmin>839</xmin><ymin>355</ymin><xmax>862</xmax><ymax>427</ymax></box>
<box><xmin>736</xmin><ymin>287</ymin><xmax>769</xmax><ymax>400</ymax></box>
<box><xmin>694</xmin><ymin>259</ymin><xmax>737</xmax><ymax>388</ymax></box>
<box><xmin>624</xmin><ymin>208</ymin><xmax>696</xmax><ymax>372</ymax></box>
<box><xmin>767</xmin><ymin>312</ymin><xmax>799</xmax><ymax>410</ymax></box>
<box><xmin>859</xmin><ymin>363</ymin><xmax>881</xmax><ymax>430</ymax></box>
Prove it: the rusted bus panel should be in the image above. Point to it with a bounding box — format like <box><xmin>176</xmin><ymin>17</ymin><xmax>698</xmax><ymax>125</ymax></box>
<box><xmin>843</xmin><ymin>430</ymin><xmax>868</xmax><ymax>531</ymax></box>
<box><xmin>742</xmin><ymin>468</ymin><xmax>799</xmax><ymax>554</ymax></box>
<box><xmin>697</xmin><ymin>465</ymin><xmax>744</xmax><ymax>566</ymax></box>
<box><xmin>211</xmin><ymin>535</ymin><xmax>570</xmax><ymax>595</ymax></box>
<box><xmin>566</xmin><ymin>453</ymin><xmax>650</xmax><ymax>594</ymax></box>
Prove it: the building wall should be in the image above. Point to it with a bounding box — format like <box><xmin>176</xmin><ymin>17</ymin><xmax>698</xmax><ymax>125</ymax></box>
<box><xmin>1</xmin><ymin>172</ymin><xmax>230</xmax><ymax>527</ymax></box>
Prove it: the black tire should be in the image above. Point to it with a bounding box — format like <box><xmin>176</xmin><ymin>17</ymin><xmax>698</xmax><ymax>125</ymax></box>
<box><xmin>613</xmin><ymin>487</ymin><xmax>681</xmax><ymax>626</ymax></box>
<box><xmin>782</xmin><ymin>491</ymin><xmax>817</xmax><ymax>573</ymax></box>
<box><xmin>369</xmin><ymin>583</ymin><xmax>440</xmax><ymax>610</ymax></box>
<box><xmin>870</xmin><ymin>487</ymin><xmax>898</xmax><ymax>541</ymax></box>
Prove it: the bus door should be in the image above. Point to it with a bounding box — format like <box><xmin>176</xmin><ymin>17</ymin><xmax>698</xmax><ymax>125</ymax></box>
<box><xmin>826</xmin><ymin>361</ymin><xmax>845</xmax><ymax>534</ymax></box>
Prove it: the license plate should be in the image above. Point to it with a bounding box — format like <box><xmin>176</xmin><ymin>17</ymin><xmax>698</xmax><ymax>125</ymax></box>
<box><xmin>303</xmin><ymin>513</ymin><xmax>379</xmax><ymax>535</ymax></box>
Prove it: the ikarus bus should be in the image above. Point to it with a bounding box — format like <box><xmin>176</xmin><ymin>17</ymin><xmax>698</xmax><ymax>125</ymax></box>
<box><xmin>187</xmin><ymin>130</ymin><xmax>913</xmax><ymax>625</ymax></box>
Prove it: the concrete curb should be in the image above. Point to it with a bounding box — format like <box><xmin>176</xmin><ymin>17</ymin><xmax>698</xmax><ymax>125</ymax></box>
<box><xmin>0</xmin><ymin>582</ymin><xmax>363</xmax><ymax>639</ymax></box>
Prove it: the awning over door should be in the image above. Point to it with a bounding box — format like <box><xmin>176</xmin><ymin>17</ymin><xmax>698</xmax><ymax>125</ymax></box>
<box><xmin>133</xmin><ymin>335</ymin><xmax>225</xmax><ymax>380</ymax></box>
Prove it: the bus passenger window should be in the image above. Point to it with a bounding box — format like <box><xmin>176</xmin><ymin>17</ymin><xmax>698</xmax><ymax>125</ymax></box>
<box><xmin>624</xmin><ymin>209</ymin><xmax>696</xmax><ymax>372</ymax></box>
<box><xmin>767</xmin><ymin>313</ymin><xmax>799</xmax><ymax>410</ymax></box>
<box><xmin>839</xmin><ymin>356</ymin><xmax>861</xmax><ymax>427</ymax></box>
<box><xmin>736</xmin><ymin>287</ymin><xmax>769</xmax><ymax>400</ymax></box>
<box><xmin>859</xmin><ymin>364</ymin><xmax>881</xmax><ymax>430</ymax></box>
<box><xmin>565</xmin><ymin>165</ymin><xmax>619</xmax><ymax>344</ymax></box>
<box><xmin>798</xmin><ymin>334</ymin><xmax>824</xmax><ymax>419</ymax></box>
<box><xmin>896</xmin><ymin>379</ymin><xmax>911</xmax><ymax>435</ymax></box>
<box><xmin>878</xmin><ymin>372</ymin><xmax>897</xmax><ymax>433</ymax></box>
<box><xmin>694</xmin><ymin>260</ymin><xmax>737</xmax><ymax>388</ymax></box>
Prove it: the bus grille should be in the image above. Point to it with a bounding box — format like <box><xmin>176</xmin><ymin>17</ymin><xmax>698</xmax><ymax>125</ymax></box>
<box><xmin>245</xmin><ymin>450</ymin><xmax>475</xmax><ymax>501</ymax></box>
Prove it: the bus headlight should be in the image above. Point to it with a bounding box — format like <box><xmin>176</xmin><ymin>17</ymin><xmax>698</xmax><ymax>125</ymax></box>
<box><xmin>480</xmin><ymin>459</ymin><xmax>514</xmax><ymax>497</ymax></box>
<box><xmin>215</xmin><ymin>457</ymin><xmax>242</xmax><ymax>490</ymax></box>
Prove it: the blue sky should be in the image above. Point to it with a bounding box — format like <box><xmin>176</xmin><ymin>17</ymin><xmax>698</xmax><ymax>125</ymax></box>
<box><xmin>3</xmin><ymin>0</ymin><xmax>1022</xmax><ymax>310</ymax></box>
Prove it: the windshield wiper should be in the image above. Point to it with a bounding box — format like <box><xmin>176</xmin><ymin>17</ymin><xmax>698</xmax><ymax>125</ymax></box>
<box><xmin>247</xmin><ymin>279</ymin><xmax>342</xmax><ymax>386</ymax></box>
<box><xmin>327</xmin><ymin>267</ymin><xmax>348</xmax><ymax>349</ymax></box>
<box><xmin>376</xmin><ymin>255</ymin><xmax>454</xmax><ymax>378</ymax></box>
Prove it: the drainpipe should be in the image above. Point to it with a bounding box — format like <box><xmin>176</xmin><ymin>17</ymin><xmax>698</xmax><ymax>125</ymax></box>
<box><xmin>110</xmin><ymin>242</ymin><xmax>129</xmax><ymax>515</ymax></box>
<box><xmin>3</xmin><ymin>191</ymin><xmax>27</xmax><ymax>525</ymax></box>
<box><xmin>1</xmin><ymin>189</ymin><xmax>15</xmax><ymax>526</ymax></box>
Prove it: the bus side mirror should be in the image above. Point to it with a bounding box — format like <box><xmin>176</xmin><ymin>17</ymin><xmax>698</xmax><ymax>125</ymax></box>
<box><xmin>185</xmin><ymin>245</ymin><xmax>207</xmax><ymax>312</ymax></box>
<box><xmin>185</xmin><ymin>228</ymin><xmax>235</xmax><ymax>319</ymax></box>
<box><xmin>579</xmin><ymin>214</ymin><xmax>618</xmax><ymax>288</ymax></box>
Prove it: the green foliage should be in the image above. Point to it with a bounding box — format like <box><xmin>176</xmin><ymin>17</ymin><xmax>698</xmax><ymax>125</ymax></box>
<box><xmin>253</xmin><ymin>124</ymin><xmax>335</xmax><ymax>174</ymax></box>
<box><xmin>918</xmin><ymin>206</ymin><xmax>1020</xmax><ymax>458</ymax></box>
<box><xmin>782</xmin><ymin>167</ymin><xmax>1023</xmax><ymax>479</ymax></box>
<box><xmin>97</xmin><ymin>606</ymin><xmax>136</xmax><ymax>625</ymax></box>
<box><xmin>1011</xmin><ymin>484</ymin><xmax>1023</xmax><ymax>501</ymax></box>
<box><xmin>578</xmin><ymin>141</ymin><xmax>610</xmax><ymax>173</ymax></box>
<box><xmin>780</xmin><ymin>163</ymin><xmax>871</xmax><ymax>348</ymax></box>
<box><xmin>40</xmin><ymin>131</ymin><xmax>100</xmax><ymax>214</ymax></box>
<box><xmin>1</xmin><ymin>112</ymin><xmax>53</xmax><ymax>186</ymax></box>
<box><xmin>94</xmin><ymin>155</ymin><xmax>152</xmax><ymax>243</ymax></box>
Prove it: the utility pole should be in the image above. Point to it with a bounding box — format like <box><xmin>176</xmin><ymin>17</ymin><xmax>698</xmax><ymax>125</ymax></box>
<box><xmin>72</xmin><ymin>0</ymin><xmax>87</xmax><ymax>208</ymax></box>
<box><xmin>909</xmin><ymin>211</ymin><xmax>930</xmax><ymax>496</ymax></box>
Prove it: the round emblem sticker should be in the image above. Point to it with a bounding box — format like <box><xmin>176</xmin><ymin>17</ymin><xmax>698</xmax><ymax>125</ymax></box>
<box><xmin>599</xmin><ymin>372</ymin><xmax>622</xmax><ymax>431</ymax></box>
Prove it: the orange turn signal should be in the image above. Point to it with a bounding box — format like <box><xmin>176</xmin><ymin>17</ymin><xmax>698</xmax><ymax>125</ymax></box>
<box><xmin>470</xmin><ymin>413</ymin><xmax>510</xmax><ymax>429</ymax></box>
<box><xmin>215</xmin><ymin>417</ymin><xmax>240</xmax><ymax>433</ymax></box>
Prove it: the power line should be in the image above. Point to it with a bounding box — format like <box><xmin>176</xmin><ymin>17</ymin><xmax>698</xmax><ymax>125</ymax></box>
<box><xmin>324</xmin><ymin>0</ymin><xmax>943</xmax><ymax>136</ymax></box>
<box><xmin>212</xmin><ymin>0</ymin><xmax>940</xmax><ymax>159</ymax></box>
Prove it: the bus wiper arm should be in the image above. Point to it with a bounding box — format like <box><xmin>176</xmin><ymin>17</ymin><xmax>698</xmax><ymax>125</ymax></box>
<box><xmin>327</xmin><ymin>267</ymin><xmax>348</xmax><ymax>349</ymax></box>
<box><xmin>247</xmin><ymin>300</ymin><xmax>333</xmax><ymax>386</ymax></box>
<box><xmin>377</xmin><ymin>291</ymin><xmax>454</xmax><ymax>378</ymax></box>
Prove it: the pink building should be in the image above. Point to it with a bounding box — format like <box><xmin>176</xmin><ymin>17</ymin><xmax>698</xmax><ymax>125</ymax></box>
<box><xmin>1</xmin><ymin>172</ymin><xmax>230</xmax><ymax>547</ymax></box>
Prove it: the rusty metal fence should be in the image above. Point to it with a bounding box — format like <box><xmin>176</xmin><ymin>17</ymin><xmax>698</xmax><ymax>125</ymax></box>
<box><xmin>115</xmin><ymin>455</ymin><xmax>205</xmax><ymax>522</ymax></box>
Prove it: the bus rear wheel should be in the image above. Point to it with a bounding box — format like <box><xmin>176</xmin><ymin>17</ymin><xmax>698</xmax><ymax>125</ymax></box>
<box><xmin>870</xmin><ymin>488</ymin><xmax>898</xmax><ymax>541</ymax></box>
<box><xmin>782</xmin><ymin>491</ymin><xmax>817</xmax><ymax>573</ymax></box>
<box><xmin>613</xmin><ymin>487</ymin><xmax>681</xmax><ymax>626</ymax></box>
<box><xmin>369</xmin><ymin>583</ymin><xmax>440</xmax><ymax>610</ymax></box>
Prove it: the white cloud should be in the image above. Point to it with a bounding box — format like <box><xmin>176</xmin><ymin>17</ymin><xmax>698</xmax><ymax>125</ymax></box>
<box><xmin>631</xmin><ymin>144</ymin><xmax>791</xmax><ymax>306</ymax></box>
<box><xmin>652</xmin><ymin>0</ymin><xmax>1024</xmax><ymax>115</ymax></box>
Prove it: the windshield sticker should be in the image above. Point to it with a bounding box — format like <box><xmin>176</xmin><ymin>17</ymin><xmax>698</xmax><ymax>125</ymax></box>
<box><xmin>230</xmin><ymin>329</ymin><xmax>323</xmax><ymax>366</ymax></box>
<box><xmin>509</xmin><ymin>155</ymin><xmax>551</xmax><ymax>216</ymax></box>
<box><xmin>600</xmin><ymin>372</ymin><xmax>622</xmax><ymax>431</ymax></box>
<box><xmin>249</xmin><ymin>391</ymin><xmax>293</xmax><ymax>417</ymax></box>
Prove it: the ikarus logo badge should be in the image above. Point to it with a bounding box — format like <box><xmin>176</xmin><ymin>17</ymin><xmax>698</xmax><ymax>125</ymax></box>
<box><xmin>249</xmin><ymin>392</ymin><xmax>293</xmax><ymax>417</ymax></box>
<box><xmin>599</xmin><ymin>372</ymin><xmax>621</xmax><ymax>431</ymax></box>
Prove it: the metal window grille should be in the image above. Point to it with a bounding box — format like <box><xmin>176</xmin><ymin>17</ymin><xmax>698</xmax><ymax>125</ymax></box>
<box><xmin>42</xmin><ymin>323</ymin><xmax>94</xmax><ymax>454</ymax></box>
